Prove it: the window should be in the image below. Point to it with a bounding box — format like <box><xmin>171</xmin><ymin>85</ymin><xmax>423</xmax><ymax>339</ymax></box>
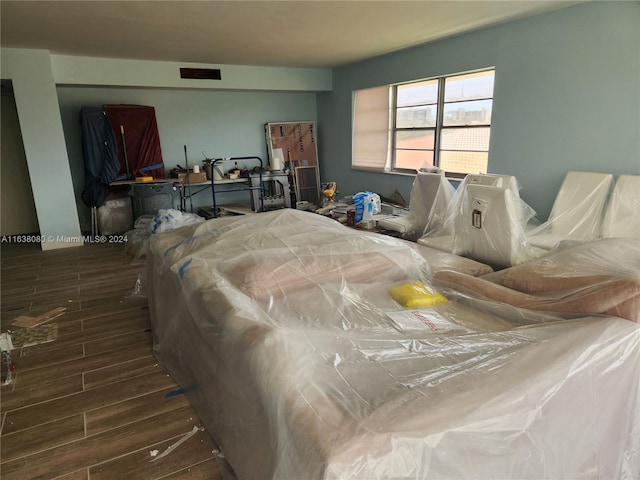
<box><xmin>352</xmin><ymin>69</ymin><xmax>495</xmax><ymax>176</ymax></box>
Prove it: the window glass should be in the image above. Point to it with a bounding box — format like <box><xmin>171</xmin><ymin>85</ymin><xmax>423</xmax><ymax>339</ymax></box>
<box><xmin>352</xmin><ymin>69</ymin><xmax>494</xmax><ymax>176</ymax></box>
<box><xmin>397</xmin><ymin>79</ymin><xmax>438</xmax><ymax>107</ymax></box>
<box><xmin>440</xmin><ymin>127</ymin><xmax>491</xmax><ymax>151</ymax></box>
<box><xmin>444</xmin><ymin>70</ymin><xmax>494</xmax><ymax>102</ymax></box>
<box><xmin>395</xmin><ymin>149</ymin><xmax>435</xmax><ymax>170</ymax></box>
<box><xmin>439</xmin><ymin>151</ymin><xmax>489</xmax><ymax>174</ymax></box>
<box><xmin>395</xmin><ymin>130</ymin><xmax>435</xmax><ymax>150</ymax></box>
<box><xmin>396</xmin><ymin>105</ymin><xmax>437</xmax><ymax>128</ymax></box>
<box><xmin>443</xmin><ymin>100</ymin><xmax>493</xmax><ymax>126</ymax></box>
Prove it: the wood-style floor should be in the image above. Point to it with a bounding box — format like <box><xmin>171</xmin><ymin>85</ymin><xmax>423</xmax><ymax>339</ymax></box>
<box><xmin>0</xmin><ymin>242</ymin><xmax>222</xmax><ymax>479</ymax></box>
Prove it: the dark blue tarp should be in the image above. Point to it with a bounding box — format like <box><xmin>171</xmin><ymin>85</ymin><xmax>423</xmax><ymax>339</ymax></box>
<box><xmin>80</xmin><ymin>106</ymin><xmax>120</xmax><ymax>207</ymax></box>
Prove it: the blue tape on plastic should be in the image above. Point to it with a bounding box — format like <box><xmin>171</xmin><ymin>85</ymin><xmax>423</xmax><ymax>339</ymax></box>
<box><xmin>163</xmin><ymin>232</ymin><xmax>214</xmax><ymax>259</ymax></box>
<box><xmin>178</xmin><ymin>258</ymin><xmax>192</xmax><ymax>278</ymax></box>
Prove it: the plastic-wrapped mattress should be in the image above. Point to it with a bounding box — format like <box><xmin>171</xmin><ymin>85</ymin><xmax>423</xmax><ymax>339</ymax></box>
<box><xmin>147</xmin><ymin>209</ymin><xmax>640</xmax><ymax>479</ymax></box>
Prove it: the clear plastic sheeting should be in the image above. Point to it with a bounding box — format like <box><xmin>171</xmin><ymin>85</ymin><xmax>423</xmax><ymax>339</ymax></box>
<box><xmin>124</xmin><ymin>215</ymin><xmax>154</xmax><ymax>258</ymax></box>
<box><xmin>151</xmin><ymin>208</ymin><xmax>204</xmax><ymax>234</ymax></box>
<box><xmin>527</xmin><ymin>171</ymin><xmax>614</xmax><ymax>250</ymax></box>
<box><xmin>147</xmin><ymin>209</ymin><xmax>640</xmax><ymax>480</ymax></box>
<box><xmin>397</xmin><ymin>239</ymin><xmax>494</xmax><ymax>277</ymax></box>
<box><xmin>123</xmin><ymin>228</ymin><xmax>149</xmax><ymax>258</ymax></box>
<box><xmin>454</xmin><ymin>184</ymin><xmax>543</xmax><ymax>269</ymax></box>
<box><xmin>418</xmin><ymin>173</ymin><xmax>526</xmax><ymax>254</ymax></box>
<box><xmin>376</xmin><ymin>171</ymin><xmax>454</xmax><ymax>239</ymax></box>
<box><xmin>418</xmin><ymin>174</ymin><xmax>541</xmax><ymax>268</ymax></box>
<box><xmin>602</xmin><ymin>174</ymin><xmax>640</xmax><ymax>239</ymax></box>
<box><xmin>435</xmin><ymin>237</ymin><xmax>640</xmax><ymax>323</ymax></box>
<box><xmin>124</xmin><ymin>210</ymin><xmax>204</xmax><ymax>258</ymax></box>
<box><xmin>96</xmin><ymin>197</ymin><xmax>134</xmax><ymax>235</ymax></box>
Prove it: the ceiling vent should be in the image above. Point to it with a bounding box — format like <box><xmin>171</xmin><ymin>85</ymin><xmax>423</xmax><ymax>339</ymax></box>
<box><xmin>180</xmin><ymin>68</ymin><xmax>222</xmax><ymax>80</ymax></box>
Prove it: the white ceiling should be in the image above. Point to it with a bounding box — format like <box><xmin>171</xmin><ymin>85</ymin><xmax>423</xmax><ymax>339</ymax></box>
<box><xmin>1</xmin><ymin>1</ymin><xmax>577</xmax><ymax>68</ymax></box>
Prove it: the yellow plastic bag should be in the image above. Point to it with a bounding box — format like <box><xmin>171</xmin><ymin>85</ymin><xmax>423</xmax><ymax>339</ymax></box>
<box><xmin>389</xmin><ymin>281</ymin><xmax>447</xmax><ymax>308</ymax></box>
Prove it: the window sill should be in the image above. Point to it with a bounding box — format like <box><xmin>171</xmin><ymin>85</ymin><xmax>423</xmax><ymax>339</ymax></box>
<box><xmin>351</xmin><ymin>166</ymin><xmax>465</xmax><ymax>182</ymax></box>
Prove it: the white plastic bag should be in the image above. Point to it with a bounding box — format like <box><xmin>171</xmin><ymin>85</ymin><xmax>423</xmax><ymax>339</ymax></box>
<box><xmin>151</xmin><ymin>209</ymin><xmax>204</xmax><ymax>234</ymax></box>
<box><xmin>353</xmin><ymin>191</ymin><xmax>381</xmax><ymax>224</ymax></box>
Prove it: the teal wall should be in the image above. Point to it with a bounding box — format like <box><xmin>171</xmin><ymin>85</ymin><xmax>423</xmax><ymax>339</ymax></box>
<box><xmin>2</xmin><ymin>47</ymin><xmax>327</xmax><ymax>245</ymax></box>
<box><xmin>1</xmin><ymin>49</ymin><xmax>83</xmax><ymax>248</ymax></box>
<box><xmin>4</xmin><ymin>2</ymin><xmax>638</xmax><ymax>240</ymax></box>
<box><xmin>317</xmin><ymin>1</ymin><xmax>640</xmax><ymax>219</ymax></box>
<box><xmin>57</xmin><ymin>87</ymin><xmax>317</xmax><ymax>231</ymax></box>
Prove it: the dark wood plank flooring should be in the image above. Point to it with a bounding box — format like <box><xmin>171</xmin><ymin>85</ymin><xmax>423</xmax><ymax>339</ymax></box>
<box><xmin>1</xmin><ymin>242</ymin><xmax>222</xmax><ymax>479</ymax></box>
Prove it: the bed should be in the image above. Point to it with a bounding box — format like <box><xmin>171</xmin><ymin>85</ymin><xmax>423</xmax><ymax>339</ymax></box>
<box><xmin>146</xmin><ymin>209</ymin><xmax>640</xmax><ymax>479</ymax></box>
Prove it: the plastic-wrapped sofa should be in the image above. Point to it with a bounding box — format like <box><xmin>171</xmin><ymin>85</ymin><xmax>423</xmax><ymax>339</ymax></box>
<box><xmin>434</xmin><ymin>237</ymin><xmax>640</xmax><ymax>323</ymax></box>
<box><xmin>147</xmin><ymin>209</ymin><xmax>639</xmax><ymax>480</ymax></box>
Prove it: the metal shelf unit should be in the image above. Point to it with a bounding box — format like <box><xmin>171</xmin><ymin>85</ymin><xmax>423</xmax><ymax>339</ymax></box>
<box><xmin>210</xmin><ymin>157</ymin><xmax>264</xmax><ymax>218</ymax></box>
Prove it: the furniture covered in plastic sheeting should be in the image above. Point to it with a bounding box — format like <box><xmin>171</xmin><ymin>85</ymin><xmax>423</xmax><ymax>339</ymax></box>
<box><xmin>417</xmin><ymin>173</ymin><xmax>527</xmax><ymax>254</ymax></box>
<box><xmin>454</xmin><ymin>184</ymin><xmax>545</xmax><ymax>269</ymax></box>
<box><xmin>435</xmin><ymin>237</ymin><xmax>640</xmax><ymax>323</ymax></box>
<box><xmin>376</xmin><ymin>171</ymin><xmax>454</xmax><ymax>238</ymax></box>
<box><xmin>397</xmin><ymin>239</ymin><xmax>494</xmax><ymax>277</ymax></box>
<box><xmin>146</xmin><ymin>209</ymin><xmax>640</xmax><ymax>480</ymax></box>
<box><xmin>418</xmin><ymin>174</ymin><xmax>539</xmax><ymax>268</ymax></box>
<box><xmin>527</xmin><ymin>171</ymin><xmax>613</xmax><ymax>250</ymax></box>
<box><xmin>466</xmin><ymin>172</ymin><xmax>520</xmax><ymax>195</ymax></box>
<box><xmin>602</xmin><ymin>174</ymin><xmax>640</xmax><ymax>239</ymax></box>
<box><xmin>80</xmin><ymin>104</ymin><xmax>165</xmax><ymax>205</ymax></box>
<box><xmin>104</xmin><ymin>104</ymin><xmax>165</xmax><ymax>181</ymax></box>
<box><xmin>96</xmin><ymin>197</ymin><xmax>133</xmax><ymax>235</ymax></box>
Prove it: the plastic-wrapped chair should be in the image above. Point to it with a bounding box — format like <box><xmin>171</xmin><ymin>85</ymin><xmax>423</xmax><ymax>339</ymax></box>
<box><xmin>376</xmin><ymin>171</ymin><xmax>453</xmax><ymax>239</ymax></box>
<box><xmin>602</xmin><ymin>174</ymin><xmax>640</xmax><ymax>239</ymax></box>
<box><xmin>527</xmin><ymin>171</ymin><xmax>614</xmax><ymax>250</ymax></box>
<box><xmin>417</xmin><ymin>173</ymin><xmax>522</xmax><ymax>253</ymax></box>
<box><xmin>464</xmin><ymin>173</ymin><xmax>520</xmax><ymax>195</ymax></box>
<box><xmin>455</xmin><ymin>184</ymin><xmax>544</xmax><ymax>269</ymax></box>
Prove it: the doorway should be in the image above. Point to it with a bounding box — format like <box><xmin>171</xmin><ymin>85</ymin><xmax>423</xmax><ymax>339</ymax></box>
<box><xmin>1</xmin><ymin>80</ymin><xmax>39</xmax><ymax>236</ymax></box>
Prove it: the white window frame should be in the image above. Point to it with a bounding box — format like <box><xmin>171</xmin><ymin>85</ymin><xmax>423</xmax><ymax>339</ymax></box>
<box><xmin>352</xmin><ymin>68</ymin><xmax>495</xmax><ymax>178</ymax></box>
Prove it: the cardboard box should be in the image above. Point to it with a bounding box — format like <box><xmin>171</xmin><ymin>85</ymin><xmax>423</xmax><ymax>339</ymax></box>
<box><xmin>12</xmin><ymin>307</ymin><xmax>67</xmax><ymax>328</ymax></box>
<box><xmin>177</xmin><ymin>172</ymin><xmax>207</xmax><ymax>184</ymax></box>
<box><xmin>266</xmin><ymin>122</ymin><xmax>318</xmax><ymax>167</ymax></box>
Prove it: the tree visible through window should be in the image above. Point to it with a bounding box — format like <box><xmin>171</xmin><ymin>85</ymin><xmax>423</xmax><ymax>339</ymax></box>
<box><xmin>352</xmin><ymin>69</ymin><xmax>495</xmax><ymax>176</ymax></box>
